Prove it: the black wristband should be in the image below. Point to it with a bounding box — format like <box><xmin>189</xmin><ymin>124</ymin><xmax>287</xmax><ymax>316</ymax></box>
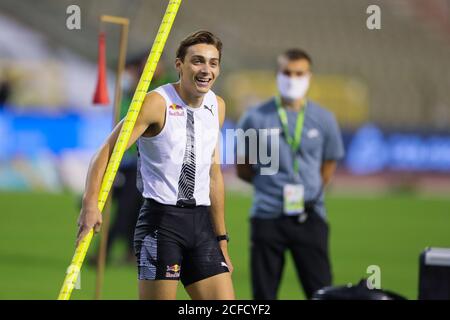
<box><xmin>216</xmin><ymin>234</ymin><xmax>229</xmax><ymax>242</ymax></box>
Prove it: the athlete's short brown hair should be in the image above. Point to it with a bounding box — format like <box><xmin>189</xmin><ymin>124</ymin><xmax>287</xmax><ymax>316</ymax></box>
<box><xmin>176</xmin><ymin>30</ymin><xmax>223</xmax><ymax>62</ymax></box>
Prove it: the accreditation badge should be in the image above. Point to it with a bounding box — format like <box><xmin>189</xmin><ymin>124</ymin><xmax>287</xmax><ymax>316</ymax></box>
<box><xmin>283</xmin><ymin>184</ymin><xmax>305</xmax><ymax>215</ymax></box>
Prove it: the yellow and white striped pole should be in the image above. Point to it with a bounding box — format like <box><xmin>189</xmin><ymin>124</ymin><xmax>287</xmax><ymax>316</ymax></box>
<box><xmin>58</xmin><ymin>0</ymin><xmax>182</xmax><ymax>300</ymax></box>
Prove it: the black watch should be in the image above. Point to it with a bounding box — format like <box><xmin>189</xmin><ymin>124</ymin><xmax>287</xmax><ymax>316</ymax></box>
<box><xmin>216</xmin><ymin>234</ymin><xmax>230</xmax><ymax>243</ymax></box>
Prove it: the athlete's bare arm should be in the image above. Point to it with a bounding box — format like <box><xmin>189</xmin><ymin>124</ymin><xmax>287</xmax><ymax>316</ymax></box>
<box><xmin>76</xmin><ymin>92</ymin><xmax>166</xmax><ymax>246</ymax></box>
<box><xmin>209</xmin><ymin>95</ymin><xmax>233</xmax><ymax>273</ymax></box>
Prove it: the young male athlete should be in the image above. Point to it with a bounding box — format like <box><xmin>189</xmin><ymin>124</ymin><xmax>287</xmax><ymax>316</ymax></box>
<box><xmin>76</xmin><ymin>31</ymin><xmax>235</xmax><ymax>300</ymax></box>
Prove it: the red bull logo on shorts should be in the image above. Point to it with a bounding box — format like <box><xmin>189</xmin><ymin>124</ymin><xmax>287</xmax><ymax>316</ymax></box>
<box><xmin>166</xmin><ymin>264</ymin><xmax>181</xmax><ymax>278</ymax></box>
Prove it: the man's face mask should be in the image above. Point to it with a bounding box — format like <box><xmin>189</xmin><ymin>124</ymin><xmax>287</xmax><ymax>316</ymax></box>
<box><xmin>276</xmin><ymin>72</ymin><xmax>310</xmax><ymax>101</ymax></box>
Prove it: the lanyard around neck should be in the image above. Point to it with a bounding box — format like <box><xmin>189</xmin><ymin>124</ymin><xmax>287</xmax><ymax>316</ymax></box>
<box><xmin>275</xmin><ymin>96</ymin><xmax>306</xmax><ymax>174</ymax></box>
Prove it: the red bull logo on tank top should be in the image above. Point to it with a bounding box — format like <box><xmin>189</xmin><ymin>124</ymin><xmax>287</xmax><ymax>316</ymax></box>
<box><xmin>169</xmin><ymin>103</ymin><xmax>184</xmax><ymax>116</ymax></box>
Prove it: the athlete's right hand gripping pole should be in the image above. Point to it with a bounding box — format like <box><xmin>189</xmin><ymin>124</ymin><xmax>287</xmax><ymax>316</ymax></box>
<box><xmin>57</xmin><ymin>0</ymin><xmax>182</xmax><ymax>300</ymax></box>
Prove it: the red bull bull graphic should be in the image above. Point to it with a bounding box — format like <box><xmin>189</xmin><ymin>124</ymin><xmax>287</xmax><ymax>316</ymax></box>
<box><xmin>169</xmin><ymin>103</ymin><xmax>184</xmax><ymax>116</ymax></box>
<box><xmin>166</xmin><ymin>264</ymin><xmax>181</xmax><ymax>278</ymax></box>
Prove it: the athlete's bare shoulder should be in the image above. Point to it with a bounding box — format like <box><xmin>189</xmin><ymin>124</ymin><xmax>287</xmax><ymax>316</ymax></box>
<box><xmin>141</xmin><ymin>91</ymin><xmax>166</xmax><ymax>121</ymax></box>
<box><xmin>132</xmin><ymin>90</ymin><xmax>166</xmax><ymax>138</ymax></box>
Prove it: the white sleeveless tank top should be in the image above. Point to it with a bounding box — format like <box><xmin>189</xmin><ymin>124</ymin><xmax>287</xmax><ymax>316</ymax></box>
<box><xmin>136</xmin><ymin>83</ymin><xmax>220</xmax><ymax>207</ymax></box>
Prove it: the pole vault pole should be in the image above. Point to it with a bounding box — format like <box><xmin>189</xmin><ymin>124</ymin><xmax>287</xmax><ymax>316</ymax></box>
<box><xmin>57</xmin><ymin>0</ymin><xmax>182</xmax><ymax>300</ymax></box>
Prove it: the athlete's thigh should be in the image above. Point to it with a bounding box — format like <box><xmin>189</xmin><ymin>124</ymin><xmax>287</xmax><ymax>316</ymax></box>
<box><xmin>134</xmin><ymin>202</ymin><xmax>186</xmax><ymax>299</ymax></box>
<box><xmin>139</xmin><ymin>279</ymin><xmax>179</xmax><ymax>300</ymax></box>
<box><xmin>180</xmin><ymin>210</ymin><xmax>230</xmax><ymax>291</ymax></box>
<box><xmin>185</xmin><ymin>272</ymin><xmax>235</xmax><ymax>300</ymax></box>
<box><xmin>135</xmin><ymin>233</ymin><xmax>183</xmax><ymax>300</ymax></box>
<box><xmin>182</xmin><ymin>210</ymin><xmax>234</xmax><ymax>299</ymax></box>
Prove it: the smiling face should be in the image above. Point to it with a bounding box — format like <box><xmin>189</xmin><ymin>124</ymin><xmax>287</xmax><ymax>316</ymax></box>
<box><xmin>175</xmin><ymin>43</ymin><xmax>221</xmax><ymax>96</ymax></box>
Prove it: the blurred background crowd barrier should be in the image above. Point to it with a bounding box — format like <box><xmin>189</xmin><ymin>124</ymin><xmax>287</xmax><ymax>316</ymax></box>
<box><xmin>1</xmin><ymin>0</ymin><xmax>449</xmax><ymax>195</ymax></box>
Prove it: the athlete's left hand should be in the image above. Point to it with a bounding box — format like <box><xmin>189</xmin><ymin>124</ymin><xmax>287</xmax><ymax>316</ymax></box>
<box><xmin>219</xmin><ymin>241</ymin><xmax>234</xmax><ymax>274</ymax></box>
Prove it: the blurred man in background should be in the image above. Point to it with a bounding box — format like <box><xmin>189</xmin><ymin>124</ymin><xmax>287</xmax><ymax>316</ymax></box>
<box><xmin>236</xmin><ymin>48</ymin><xmax>345</xmax><ymax>299</ymax></box>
